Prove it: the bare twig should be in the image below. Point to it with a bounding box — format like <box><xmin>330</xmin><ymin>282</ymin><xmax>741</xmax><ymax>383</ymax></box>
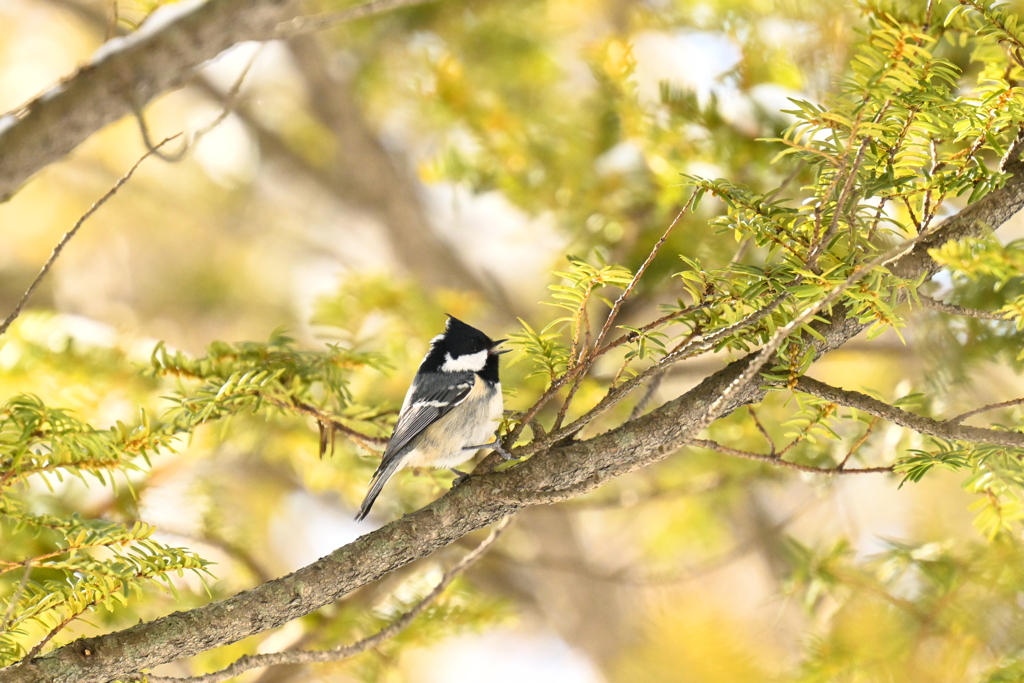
<box><xmin>131</xmin><ymin>103</ymin><xmax>189</xmax><ymax>162</ymax></box>
<box><xmin>838</xmin><ymin>416</ymin><xmax>878</xmax><ymax>470</ymax></box>
<box><xmin>690</xmin><ymin>438</ymin><xmax>891</xmax><ymax>474</ymax></box>
<box><xmin>763</xmin><ymin>160</ymin><xmax>807</xmax><ymax>203</ymax></box>
<box><xmin>748</xmin><ymin>406</ymin><xmax>776</xmax><ymax>457</ymax></box>
<box><xmin>919</xmin><ymin>294</ymin><xmax>1009</xmax><ymax>321</ymax></box>
<box><xmin>132</xmin><ymin>46</ymin><xmax>258</xmax><ymax>163</ymax></box>
<box><xmin>628</xmin><ymin>372</ymin><xmax>664</xmax><ymax>421</ymax></box>
<box><xmin>950</xmin><ymin>397</ymin><xmax>1024</xmax><ymax>425</ymax></box>
<box><xmin>141</xmin><ymin>516</ymin><xmax>512</xmax><ymax>683</ymax></box>
<box><xmin>591</xmin><ymin>193</ymin><xmax>697</xmax><ymax>353</ymax></box>
<box><xmin>0</xmin><ymin>52</ymin><xmax>258</xmax><ymax>339</ymax></box>
<box><xmin>923</xmin><ymin>0</ymin><xmax>935</xmax><ymax>32</ymax></box>
<box><xmin>0</xmin><ymin>133</ymin><xmax>181</xmax><ymax>339</ymax></box>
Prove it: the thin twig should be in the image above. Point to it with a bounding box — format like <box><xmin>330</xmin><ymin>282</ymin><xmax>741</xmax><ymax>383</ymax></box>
<box><xmin>0</xmin><ymin>51</ymin><xmax>259</xmax><ymax>340</ymax></box>
<box><xmin>131</xmin><ymin>103</ymin><xmax>189</xmax><ymax>162</ymax></box>
<box><xmin>919</xmin><ymin>294</ymin><xmax>1008</xmax><ymax>321</ymax></box>
<box><xmin>134</xmin><ymin>46</ymin><xmax>259</xmax><ymax>162</ymax></box>
<box><xmin>950</xmin><ymin>397</ymin><xmax>1024</xmax><ymax>425</ymax></box>
<box><xmin>628</xmin><ymin>372</ymin><xmax>664</xmax><ymax>421</ymax></box>
<box><xmin>923</xmin><ymin>0</ymin><xmax>935</xmax><ymax>32</ymax></box>
<box><xmin>763</xmin><ymin>160</ymin><xmax>807</xmax><ymax>202</ymax></box>
<box><xmin>690</xmin><ymin>439</ymin><xmax>891</xmax><ymax>474</ymax></box>
<box><xmin>0</xmin><ymin>133</ymin><xmax>181</xmax><ymax>339</ymax></box>
<box><xmin>591</xmin><ymin>193</ymin><xmax>697</xmax><ymax>353</ymax></box>
<box><xmin>748</xmin><ymin>406</ymin><xmax>776</xmax><ymax>457</ymax></box>
<box><xmin>838</xmin><ymin>416</ymin><xmax>878</xmax><ymax>470</ymax></box>
<box><xmin>263</xmin><ymin>396</ymin><xmax>388</xmax><ymax>449</ymax></box>
<box><xmin>141</xmin><ymin>516</ymin><xmax>512</xmax><ymax>683</ymax></box>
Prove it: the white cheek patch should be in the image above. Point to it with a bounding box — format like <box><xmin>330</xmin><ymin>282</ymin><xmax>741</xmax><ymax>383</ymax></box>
<box><xmin>442</xmin><ymin>349</ymin><xmax>488</xmax><ymax>372</ymax></box>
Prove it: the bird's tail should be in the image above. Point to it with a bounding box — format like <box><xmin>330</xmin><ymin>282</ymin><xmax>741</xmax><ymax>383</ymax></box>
<box><xmin>355</xmin><ymin>458</ymin><xmax>403</xmax><ymax>522</ymax></box>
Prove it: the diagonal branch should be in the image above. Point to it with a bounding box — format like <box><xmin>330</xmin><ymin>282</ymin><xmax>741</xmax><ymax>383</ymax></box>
<box><xmin>0</xmin><ymin>0</ymin><xmax>440</xmax><ymax>204</ymax></box>
<box><xmin>951</xmin><ymin>397</ymin><xmax>1024</xmax><ymax>425</ymax></box>
<box><xmin>0</xmin><ymin>133</ymin><xmax>180</xmax><ymax>338</ymax></box>
<box><xmin>0</xmin><ymin>51</ymin><xmax>256</xmax><ymax>339</ymax></box>
<box><xmin>794</xmin><ymin>376</ymin><xmax>1024</xmax><ymax>449</ymax></box>
<box><xmin>142</xmin><ymin>516</ymin><xmax>511</xmax><ymax>683</ymax></box>
<box><xmin>4</xmin><ymin>117</ymin><xmax>1024</xmax><ymax>683</ymax></box>
<box><xmin>918</xmin><ymin>294</ymin><xmax>1009</xmax><ymax>321</ymax></box>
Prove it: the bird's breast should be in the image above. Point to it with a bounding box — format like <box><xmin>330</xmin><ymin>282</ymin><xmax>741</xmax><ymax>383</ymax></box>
<box><xmin>403</xmin><ymin>377</ymin><xmax>502</xmax><ymax>469</ymax></box>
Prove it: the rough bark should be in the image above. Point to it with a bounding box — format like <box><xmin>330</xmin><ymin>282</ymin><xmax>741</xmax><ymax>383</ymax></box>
<box><xmin>3</xmin><ymin>149</ymin><xmax>1024</xmax><ymax>683</ymax></box>
<box><xmin>796</xmin><ymin>376</ymin><xmax>1024</xmax><ymax>447</ymax></box>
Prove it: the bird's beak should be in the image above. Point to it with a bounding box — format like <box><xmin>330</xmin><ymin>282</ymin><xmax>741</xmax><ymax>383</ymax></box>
<box><xmin>490</xmin><ymin>339</ymin><xmax>511</xmax><ymax>355</ymax></box>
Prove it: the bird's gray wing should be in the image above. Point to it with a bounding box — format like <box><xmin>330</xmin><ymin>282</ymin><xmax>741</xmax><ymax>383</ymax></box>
<box><xmin>381</xmin><ymin>372</ymin><xmax>475</xmax><ymax>466</ymax></box>
<box><xmin>355</xmin><ymin>372</ymin><xmax>474</xmax><ymax>521</ymax></box>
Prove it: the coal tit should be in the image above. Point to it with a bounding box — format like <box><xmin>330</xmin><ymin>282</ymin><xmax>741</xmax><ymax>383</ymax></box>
<box><xmin>355</xmin><ymin>315</ymin><xmax>511</xmax><ymax>521</ymax></box>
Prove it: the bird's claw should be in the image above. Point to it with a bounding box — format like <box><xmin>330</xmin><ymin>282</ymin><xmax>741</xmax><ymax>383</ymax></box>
<box><xmin>450</xmin><ymin>468</ymin><xmax>471</xmax><ymax>487</ymax></box>
<box><xmin>463</xmin><ymin>429</ymin><xmax>517</xmax><ymax>461</ymax></box>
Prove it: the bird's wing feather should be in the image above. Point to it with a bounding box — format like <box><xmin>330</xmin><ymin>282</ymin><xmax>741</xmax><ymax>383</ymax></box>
<box><xmin>380</xmin><ymin>372</ymin><xmax>475</xmax><ymax>467</ymax></box>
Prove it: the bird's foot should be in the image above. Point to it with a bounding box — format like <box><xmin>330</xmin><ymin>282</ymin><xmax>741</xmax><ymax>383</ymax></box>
<box><xmin>463</xmin><ymin>430</ymin><xmax>516</xmax><ymax>461</ymax></box>
<box><xmin>450</xmin><ymin>468</ymin><xmax>471</xmax><ymax>487</ymax></box>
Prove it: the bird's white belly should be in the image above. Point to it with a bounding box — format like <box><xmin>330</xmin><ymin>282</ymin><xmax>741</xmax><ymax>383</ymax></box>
<box><xmin>403</xmin><ymin>379</ymin><xmax>502</xmax><ymax>469</ymax></box>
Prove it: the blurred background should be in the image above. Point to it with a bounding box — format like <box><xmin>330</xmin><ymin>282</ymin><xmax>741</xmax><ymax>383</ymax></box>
<box><xmin>4</xmin><ymin>0</ymin><xmax>1024</xmax><ymax>681</ymax></box>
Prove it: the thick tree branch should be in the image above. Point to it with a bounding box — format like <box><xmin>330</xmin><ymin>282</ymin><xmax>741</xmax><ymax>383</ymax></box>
<box><xmin>4</xmin><ymin>119</ymin><xmax>1024</xmax><ymax>683</ymax></box>
<box><xmin>794</xmin><ymin>377</ymin><xmax>1024</xmax><ymax>449</ymax></box>
<box><xmin>0</xmin><ymin>0</ymin><xmax>295</xmax><ymax>203</ymax></box>
<box><xmin>144</xmin><ymin>517</ymin><xmax>510</xmax><ymax>683</ymax></box>
<box><xmin>0</xmin><ymin>0</ymin><xmax>438</xmax><ymax>204</ymax></box>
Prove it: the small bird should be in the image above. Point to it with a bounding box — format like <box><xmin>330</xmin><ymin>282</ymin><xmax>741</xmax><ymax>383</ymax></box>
<box><xmin>355</xmin><ymin>315</ymin><xmax>511</xmax><ymax>521</ymax></box>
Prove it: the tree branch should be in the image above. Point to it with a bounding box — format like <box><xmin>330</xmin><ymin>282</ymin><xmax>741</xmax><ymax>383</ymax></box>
<box><xmin>4</xmin><ymin>100</ymin><xmax>1024</xmax><ymax>683</ymax></box>
<box><xmin>142</xmin><ymin>516</ymin><xmax>510</xmax><ymax>683</ymax></box>
<box><xmin>918</xmin><ymin>294</ymin><xmax>1009</xmax><ymax>321</ymax></box>
<box><xmin>794</xmin><ymin>376</ymin><xmax>1024</xmax><ymax>448</ymax></box>
<box><xmin>951</xmin><ymin>397</ymin><xmax>1024</xmax><ymax>425</ymax></box>
<box><xmin>0</xmin><ymin>0</ymin><xmax>439</xmax><ymax>204</ymax></box>
<box><xmin>689</xmin><ymin>439</ymin><xmax>891</xmax><ymax>474</ymax></box>
<box><xmin>0</xmin><ymin>133</ymin><xmax>181</xmax><ymax>337</ymax></box>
